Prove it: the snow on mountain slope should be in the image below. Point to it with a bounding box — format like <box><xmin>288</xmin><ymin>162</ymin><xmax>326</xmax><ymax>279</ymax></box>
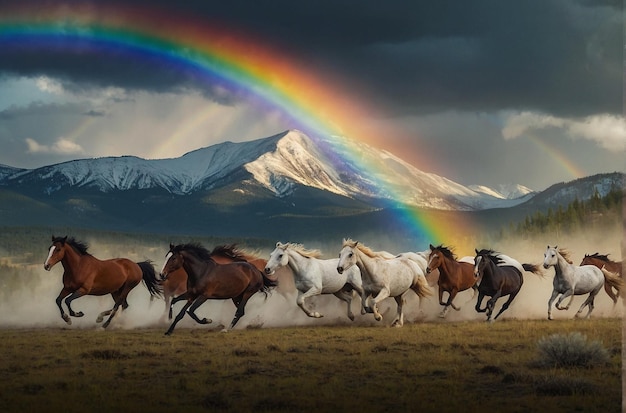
<box><xmin>1</xmin><ymin>129</ymin><xmax>537</xmax><ymax>210</ymax></box>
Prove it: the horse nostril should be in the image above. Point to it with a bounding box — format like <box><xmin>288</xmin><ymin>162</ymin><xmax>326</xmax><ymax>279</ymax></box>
<box><xmin>337</xmin><ymin>267</ymin><xmax>343</xmax><ymax>274</ymax></box>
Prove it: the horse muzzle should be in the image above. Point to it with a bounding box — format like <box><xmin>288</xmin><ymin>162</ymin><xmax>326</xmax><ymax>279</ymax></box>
<box><xmin>264</xmin><ymin>267</ymin><xmax>274</xmax><ymax>275</ymax></box>
<box><xmin>337</xmin><ymin>266</ymin><xmax>344</xmax><ymax>274</ymax></box>
<box><xmin>43</xmin><ymin>263</ymin><xmax>51</xmax><ymax>271</ymax></box>
<box><xmin>426</xmin><ymin>267</ymin><xmax>432</xmax><ymax>274</ymax></box>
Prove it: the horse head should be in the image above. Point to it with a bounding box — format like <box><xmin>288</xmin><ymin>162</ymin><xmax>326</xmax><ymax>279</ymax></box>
<box><xmin>337</xmin><ymin>240</ymin><xmax>357</xmax><ymax>274</ymax></box>
<box><xmin>543</xmin><ymin>245</ymin><xmax>558</xmax><ymax>269</ymax></box>
<box><xmin>44</xmin><ymin>235</ymin><xmax>68</xmax><ymax>271</ymax></box>
<box><xmin>265</xmin><ymin>242</ymin><xmax>290</xmax><ymax>275</ymax></box>
<box><xmin>161</xmin><ymin>243</ymin><xmax>183</xmax><ymax>279</ymax></box>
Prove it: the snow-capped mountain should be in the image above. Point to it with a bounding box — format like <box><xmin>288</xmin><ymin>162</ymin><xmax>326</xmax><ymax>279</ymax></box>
<box><xmin>0</xmin><ymin>130</ymin><xmax>533</xmax><ymax>211</ymax></box>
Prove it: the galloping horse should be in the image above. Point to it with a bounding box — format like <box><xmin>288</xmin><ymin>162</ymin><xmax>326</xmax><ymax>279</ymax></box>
<box><xmin>44</xmin><ymin>236</ymin><xmax>162</xmax><ymax>328</ymax></box>
<box><xmin>473</xmin><ymin>249</ymin><xmax>542</xmax><ymax>321</ymax></box>
<box><xmin>265</xmin><ymin>242</ymin><xmax>364</xmax><ymax>320</ymax></box>
<box><xmin>161</xmin><ymin>243</ymin><xmax>277</xmax><ymax>335</ymax></box>
<box><xmin>580</xmin><ymin>252</ymin><xmax>623</xmax><ymax>304</ymax></box>
<box><xmin>543</xmin><ymin>246</ymin><xmax>622</xmax><ymax>320</ymax></box>
<box><xmin>159</xmin><ymin>244</ymin><xmax>271</xmax><ymax>321</ymax></box>
<box><xmin>337</xmin><ymin>239</ymin><xmax>431</xmax><ymax>327</ymax></box>
<box><xmin>426</xmin><ymin>244</ymin><xmax>477</xmax><ymax>318</ymax></box>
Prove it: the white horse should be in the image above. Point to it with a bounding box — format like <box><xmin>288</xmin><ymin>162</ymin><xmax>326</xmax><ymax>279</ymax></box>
<box><xmin>337</xmin><ymin>239</ymin><xmax>432</xmax><ymax>327</ymax></box>
<box><xmin>265</xmin><ymin>242</ymin><xmax>365</xmax><ymax>320</ymax></box>
<box><xmin>542</xmin><ymin>245</ymin><xmax>621</xmax><ymax>320</ymax></box>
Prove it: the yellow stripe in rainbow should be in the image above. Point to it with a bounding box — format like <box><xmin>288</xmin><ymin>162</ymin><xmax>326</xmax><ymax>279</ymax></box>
<box><xmin>527</xmin><ymin>135</ymin><xmax>586</xmax><ymax>180</ymax></box>
<box><xmin>0</xmin><ymin>4</ymin><xmax>464</xmax><ymax>246</ymax></box>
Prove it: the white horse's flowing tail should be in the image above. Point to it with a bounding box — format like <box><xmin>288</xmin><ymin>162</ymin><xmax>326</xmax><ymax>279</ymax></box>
<box><xmin>601</xmin><ymin>267</ymin><xmax>623</xmax><ymax>296</ymax></box>
<box><xmin>413</xmin><ymin>273</ymin><xmax>433</xmax><ymax>298</ymax></box>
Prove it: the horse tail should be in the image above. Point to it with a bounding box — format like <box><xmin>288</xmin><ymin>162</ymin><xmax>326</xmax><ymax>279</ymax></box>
<box><xmin>414</xmin><ymin>273</ymin><xmax>433</xmax><ymax>298</ymax></box>
<box><xmin>601</xmin><ymin>266</ymin><xmax>623</xmax><ymax>294</ymax></box>
<box><xmin>522</xmin><ymin>263</ymin><xmax>544</xmax><ymax>277</ymax></box>
<box><xmin>137</xmin><ymin>261</ymin><xmax>164</xmax><ymax>299</ymax></box>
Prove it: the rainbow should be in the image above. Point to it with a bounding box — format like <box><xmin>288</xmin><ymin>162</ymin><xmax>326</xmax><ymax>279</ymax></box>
<box><xmin>0</xmin><ymin>3</ymin><xmax>476</xmax><ymax>248</ymax></box>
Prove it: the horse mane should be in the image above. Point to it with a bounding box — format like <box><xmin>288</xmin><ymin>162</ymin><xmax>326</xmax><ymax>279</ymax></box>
<box><xmin>210</xmin><ymin>244</ymin><xmax>248</xmax><ymax>262</ymax></box>
<box><xmin>56</xmin><ymin>236</ymin><xmax>91</xmax><ymax>256</ymax></box>
<box><xmin>585</xmin><ymin>252</ymin><xmax>612</xmax><ymax>263</ymax></box>
<box><xmin>557</xmin><ymin>248</ymin><xmax>573</xmax><ymax>264</ymax></box>
<box><xmin>173</xmin><ymin>243</ymin><xmax>214</xmax><ymax>261</ymax></box>
<box><xmin>432</xmin><ymin>244</ymin><xmax>457</xmax><ymax>261</ymax></box>
<box><xmin>280</xmin><ymin>242</ymin><xmax>322</xmax><ymax>259</ymax></box>
<box><xmin>342</xmin><ymin>238</ymin><xmax>390</xmax><ymax>259</ymax></box>
<box><xmin>475</xmin><ymin>248</ymin><xmax>503</xmax><ymax>265</ymax></box>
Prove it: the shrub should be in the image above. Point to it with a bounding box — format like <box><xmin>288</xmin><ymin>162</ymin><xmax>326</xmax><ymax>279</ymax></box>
<box><xmin>535</xmin><ymin>332</ymin><xmax>609</xmax><ymax>368</ymax></box>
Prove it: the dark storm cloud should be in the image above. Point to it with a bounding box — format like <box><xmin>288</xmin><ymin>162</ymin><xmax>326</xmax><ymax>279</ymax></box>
<box><xmin>0</xmin><ymin>0</ymin><xmax>621</xmax><ymax>117</ymax></box>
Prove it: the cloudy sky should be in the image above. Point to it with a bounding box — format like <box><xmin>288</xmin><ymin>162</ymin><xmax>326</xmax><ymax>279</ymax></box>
<box><xmin>0</xmin><ymin>0</ymin><xmax>623</xmax><ymax>191</ymax></box>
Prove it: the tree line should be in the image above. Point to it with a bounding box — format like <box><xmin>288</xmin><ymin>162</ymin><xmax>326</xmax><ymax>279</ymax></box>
<box><xmin>498</xmin><ymin>188</ymin><xmax>623</xmax><ymax>240</ymax></box>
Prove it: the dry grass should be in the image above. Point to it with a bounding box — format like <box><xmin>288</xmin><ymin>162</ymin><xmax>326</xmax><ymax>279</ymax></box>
<box><xmin>0</xmin><ymin>318</ymin><xmax>620</xmax><ymax>413</ymax></box>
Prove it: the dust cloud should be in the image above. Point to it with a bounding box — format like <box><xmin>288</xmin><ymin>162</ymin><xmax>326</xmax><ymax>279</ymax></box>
<box><xmin>0</xmin><ymin>227</ymin><xmax>622</xmax><ymax>330</ymax></box>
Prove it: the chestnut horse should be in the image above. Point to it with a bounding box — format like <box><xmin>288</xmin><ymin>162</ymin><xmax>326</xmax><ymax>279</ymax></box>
<box><xmin>161</xmin><ymin>243</ymin><xmax>277</xmax><ymax>335</ymax></box>
<box><xmin>580</xmin><ymin>253</ymin><xmax>623</xmax><ymax>305</ymax></box>
<box><xmin>426</xmin><ymin>244</ymin><xmax>477</xmax><ymax>318</ymax></box>
<box><xmin>158</xmin><ymin>244</ymin><xmax>273</xmax><ymax>320</ymax></box>
<box><xmin>44</xmin><ymin>236</ymin><xmax>162</xmax><ymax>328</ymax></box>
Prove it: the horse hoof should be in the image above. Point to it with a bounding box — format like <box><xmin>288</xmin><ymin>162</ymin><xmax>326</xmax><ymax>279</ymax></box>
<box><xmin>348</xmin><ymin>315</ymin><xmax>355</xmax><ymax>321</ymax></box>
<box><xmin>220</xmin><ymin>329</ymin><xmax>229</xmax><ymax>333</ymax></box>
<box><xmin>63</xmin><ymin>316</ymin><xmax>72</xmax><ymax>325</ymax></box>
<box><xmin>314</xmin><ymin>312</ymin><xmax>323</xmax><ymax>318</ymax></box>
<box><xmin>96</xmin><ymin>316</ymin><xmax>104</xmax><ymax>323</ymax></box>
<box><xmin>75</xmin><ymin>311</ymin><xmax>84</xmax><ymax>318</ymax></box>
<box><xmin>374</xmin><ymin>315</ymin><xmax>382</xmax><ymax>322</ymax></box>
<box><xmin>200</xmin><ymin>318</ymin><xmax>213</xmax><ymax>324</ymax></box>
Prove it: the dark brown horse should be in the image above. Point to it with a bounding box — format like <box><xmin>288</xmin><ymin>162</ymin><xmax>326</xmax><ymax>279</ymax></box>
<box><xmin>473</xmin><ymin>249</ymin><xmax>542</xmax><ymax>321</ymax></box>
<box><xmin>161</xmin><ymin>243</ymin><xmax>277</xmax><ymax>335</ymax></box>
<box><xmin>44</xmin><ymin>236</ymin><xmax>162</xmax><ymax>328</ymax></box>
<box><xmin>158</xmin><ymin>244</ymin><xmax>279</xmax><ymax>320</ymax></box>
<box><xmin>580</xmin><ymin>253</ymin><xmax>623</xmax><ymax>304</ymax></box>
<box><xmin>426</xmin><ymin>244</ymin><xmax>478</xmax><ymax>318</ymax></box>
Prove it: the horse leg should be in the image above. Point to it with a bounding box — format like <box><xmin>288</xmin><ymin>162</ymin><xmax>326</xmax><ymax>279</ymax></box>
<box><xmin>485</xmin><ymin>289</ymin><xmax>504</xmax><ymax>322</ymax></box>
<box><xmin>165</xmin><ymin>299</ymin><xmax>194</xmax><ymax>336</ymax></box>
<box><xmin>547</xmin><ymin>289</ymin><xmax>560</xmax><ymax>320</ymax></box>
<box><xmin>438</xmin><ymin>287</ymin><xmax>449</xmax><ymax>318</ymax></box>
<box><xmin>296</xmin><ymin>287</ymin><xmax>323</xmax><ymax>318</ymax></box>
<box><xmin>556</xmin><ymin>288</ymin><xmax>575</xmax><ymax>310</ymax></box>
<box><xmin>97</xmin><ymin>290</ymin><xmax>121</xmax><ymax>323</ymax></box>
<box><xmin>63</xmin><ymin>291</ymin><xmax>86</xmax><ymax>319</ymax></box>
<box><xmin>333</xmin><ymin>288</ymin><xmax>355</xmax><ymax>321</ymax></box>
<box><xmin>55</xmin><ymin>288</ymin><xmax>73</xmax><ymax>325</ymax></box>
<box><xmin>449</xmin><ymin>289</ymin><xmax>462</xmax><ymax>311</ymax></box>
<box><xmin>604</xmin><ymin>282</ymin><xmax>618</xmax><ymax>305</ymax></box>
<box><xmin>475</xmin><ymin>291</ymin><xmax>487</xmax><ymax>313</ymax></box>
<box><xmin>391</xmin><ymin>295</ymin><xmax>405</xmax><ymax>328</ymax></box>
<box><xmin>170</xmin><ymin>292</ymin><xmax>189</xmax><ymax>319</ymax></box>
<box><xmin>493</xmin><ymin>291</ymin><xmax>519</xmax><ymax>321</ymax></box>
<box><xmin>576</xmin><ymin>291</ymin><xmax>598</xmax><ymax>319</ymax></box>
<box><xmin>187</xmin><ymin>296</ymin><xmax>212</xmax><ymax>325</ymax></box>
<box><xmin>371</xmin><ymin>288</ymin><xmax>390</xmax><ymax>322</ymax></box>
<box><xmin>225</xmin><ymin>291</ymin><xmax>254</xmax><ymax>332</ymax></box>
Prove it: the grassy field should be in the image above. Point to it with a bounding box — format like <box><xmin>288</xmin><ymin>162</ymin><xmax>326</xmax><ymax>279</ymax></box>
<box><xmin>0</xmin><ymin>318</ymin><xmax>620</xmax><ymax>413</ymax></box>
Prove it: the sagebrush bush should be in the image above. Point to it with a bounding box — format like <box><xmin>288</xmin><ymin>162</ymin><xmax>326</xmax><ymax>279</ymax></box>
<box><xmin>535</xmin><ymin>332</ymin><xmax>609</xmax><ymax>368</ymax></box>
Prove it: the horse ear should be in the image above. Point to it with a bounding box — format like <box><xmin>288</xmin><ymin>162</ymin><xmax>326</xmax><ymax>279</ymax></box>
<box><xmin>51</xmin><ymin>235</ymin><xmax>55</xmax><ymax>241</ymax></box>
<box><xmin>430</xmin><ymin>244</ymin><xmax>434</xmax><ymax>250</ymax></box>
<box><xmin>62</xmin><ymin>236</ymin><xmax>67</xmax><ymax>243</ymax></box>
<box><xmin>475</xmin><ymin>249</ymin><xmax>479</xmax><ymax>254</ymax></box>
<box><xmin>276</xmin><ymin>242</ymin><xmax>280</xmax><ymax>247</ymax></box>
<box><xmin>554</xmin><ymin>245</ymin><xmax>558</xmax><ymax>250</ymax></box>
<box><xmin>169</xmin><ymin>243</ymin><xmax>175</xmax><ymax>250</ymax></box>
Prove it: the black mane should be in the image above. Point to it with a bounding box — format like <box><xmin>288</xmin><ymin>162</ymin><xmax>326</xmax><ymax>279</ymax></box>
<box><xmin>54</xmin><ymin>236</ymin><xmax>90</xmax><ymax>256</ymax></box>
<box><xmin>475</xmin><ymin>248</ymin><xmax>504</xmax><ymax>265</ymax></box>
<box><xmin>172</xmin><ymin>243</ymin><xmax>214</xmax><ymax>261</ymax></box>
<box><xmin>433</xmin><ymin>245</ymin><xmax>457</xmax><ymax>260</ymax></box>
<box><xmin>585</xmin><ymin>252</ymin><xmax>611</xmax><ymax>262</ymax></box>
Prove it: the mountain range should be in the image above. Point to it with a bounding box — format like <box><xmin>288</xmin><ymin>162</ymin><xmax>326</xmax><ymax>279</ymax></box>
<box><xmin>0</xmin><ymin>130</ymin><xmax>622</xmax><ymax>241</ymax></box>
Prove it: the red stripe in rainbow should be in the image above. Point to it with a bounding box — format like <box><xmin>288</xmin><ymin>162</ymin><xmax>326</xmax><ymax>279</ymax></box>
<box><xmin>0</xmin><ymin>3</ymin><xmax>476</xmax><ymax>247</ymax></box>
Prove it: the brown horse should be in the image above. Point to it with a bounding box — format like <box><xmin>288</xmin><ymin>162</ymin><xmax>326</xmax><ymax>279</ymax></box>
<box><xmin>44</xmin><ymin>236</ymin><xmax>162</xmax><ymax>328</ymax></box>
<box><xmin>158</xmin><ymin>244</ymin><xmax>277</xmax><ymax>320</ymax></box>
<box><xmin>161</xmin><ymin>243</ymin><xmax>277</xmax><ymax>335</ymax></box>
<box><xmin>580</xmin><ymin>253</ymin><xmax>623</xmax><ymax>304</ymax></box>
<box><xmin>426</xmin><ymin>244</ymin><xmax>478</xmax><ymax>318</ymax></box>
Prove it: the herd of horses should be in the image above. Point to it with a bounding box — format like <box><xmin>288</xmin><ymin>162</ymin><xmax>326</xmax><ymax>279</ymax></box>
<box><xmin>43</xmin><ymin>235</ymin><xmax>624</xmax><ymax>334</ymax></box>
